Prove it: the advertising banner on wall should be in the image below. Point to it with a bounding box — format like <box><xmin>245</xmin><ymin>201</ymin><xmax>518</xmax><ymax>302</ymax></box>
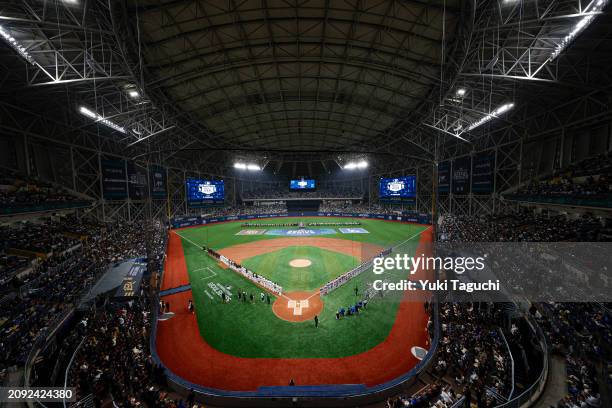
<box><xmin>452</xmin><ymin>156</ymin><xmax>471</xmax><ymax>194</ymax></box>
<box><xmin>127</xmin><ymin>161</ymin><xmax>148</xmax><ymax>200</ymax></box>
<box><xmin>101</xmin><ymin>158</ymin><xmax>127</xmax><ymax>200</ymax></box>
<box><xmin>171</xmin><ymin>212</ymin><xmax>431</xmax><ymax>229</ymax></box>
<box><xmin>149</xmin><ymin>165</ymin><xmax>167</xmax><ymax>199</ymax></box>
<box><xmin>438</xmin><ymin>161</ymin><xmax>451</xmax><ymax>194</ymax></box>
<box><xmin>471</xmin><ymin>153</ymin><xmax>495</xmax><ymax>194</ymax></box>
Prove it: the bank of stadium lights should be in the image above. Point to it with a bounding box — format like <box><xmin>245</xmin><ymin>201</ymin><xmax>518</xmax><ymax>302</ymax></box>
<box><xmin>0</xmin><ymin>24</ymin><xmax>35</xmax><ymax>65</ymax></box>
<box><xmin>343</xmin><ymin>160</ymin><xmax>368</xmax><ymax>170</ymax></box>
<box><xmin>78</xmin><ymin>106</ymin><xmax>126</xmax><ymax>134</ymax></box>
<box><xmin>466</xmin><ymin>103</ymin><xmax>514</xmax><ymax>132</ymax></box>
<box><xmin>551</xmin><ymin>0</ymin><xmax>608</xmax><ymax>60</ymax></box>
<box><xmin>447</xmin><ymin>88</ymin><xmax>467</xmax><ymax>104</ymax></box>
<box><xmin>234</xmin><ymin>162</ymin><xmax>261</xmax><ymax>171</ymax></box>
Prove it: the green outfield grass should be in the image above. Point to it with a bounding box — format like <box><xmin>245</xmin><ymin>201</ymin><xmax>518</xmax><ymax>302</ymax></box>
<box><xmin>241</xmin><ymin>246</ymin><xmax>359</xmax><ymax>291</ymax></box>
<box><xmin>177</xmin><ymin>217</ymin><xmax>420</xmax><ymax>249</ymax></box>
<box><xmin>176</xmin><ymin>217</ymin><xmax>427</xmax><ymax>358</ymax></box>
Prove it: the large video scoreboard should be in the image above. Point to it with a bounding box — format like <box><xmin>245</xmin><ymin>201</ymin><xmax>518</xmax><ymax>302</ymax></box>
<box><xmin>379</xmin><ymin>176</ymin><xmax>416</xmax><ymax>199</ymax></box>
<box><xmin>186</xmin><ymin>179</ymin><xmax>225</xmax><ymax>206</ymax></box>
<box><xmin>290</xmin><ymin>179</ymin><xmax>316</xmax><ymax>190</ymax></box>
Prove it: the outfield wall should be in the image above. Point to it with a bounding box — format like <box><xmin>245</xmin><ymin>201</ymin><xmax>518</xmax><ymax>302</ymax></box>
<box><xmin>171</xmin><ymin>211</ymin><xmax>431</xmax><ymax>229</ymax></box>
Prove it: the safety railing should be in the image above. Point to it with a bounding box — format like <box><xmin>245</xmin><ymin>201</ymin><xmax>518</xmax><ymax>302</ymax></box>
<box><xmin>498</xmin><ymin>328</ymin><xmax>515</xmax><ymax>400</ymax></box>
<box><xmin>23</xmin><ymin>308</ymin><xmax>75</xmax><ymax>408</ymax></box>
<box><xmin>63</xmin><ymin>337</ymin><xmax>86</xmax><ymax>408</ymax></box>
<box><xmin>450</xmin><ymin>396</ymin><xmax>466</xmax><ymax>408</ymax></box>
<box><xmin>503</xmin><ymin>194</ymin><xmax>612</xmax><ymax>209</ymax></box>
<box><xmin>493</xmin><ymin>316</ymin><xmax>549</xmax><ymax>408</ymax></box>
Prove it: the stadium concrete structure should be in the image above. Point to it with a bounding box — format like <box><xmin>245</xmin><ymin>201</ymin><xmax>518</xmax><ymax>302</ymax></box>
<box><xmin>0</xmin><ymin>1</ymin><xmax>611</xmax><ymax>408</ymax></box>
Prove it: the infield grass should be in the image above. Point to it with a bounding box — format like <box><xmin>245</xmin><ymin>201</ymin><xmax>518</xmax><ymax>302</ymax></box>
<box><xmin>241</xmin><ymin>246</ymin><xmax>359</xmax><ymax>291</ymax></box>
<box><xmin>176</xmin><ymin>217</ymin><xmax>428</xmax><ymax>358</ymax></box>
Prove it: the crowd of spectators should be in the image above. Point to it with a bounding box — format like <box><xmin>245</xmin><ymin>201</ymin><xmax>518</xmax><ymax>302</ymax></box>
<box><xmin>0</xmin><ymin>218</ymin><xmax>84</xmax><ymax>289</ymax></box>
<box><xmin>430</xmin><ymin>302</ymin><xmax>512</xmax><ymax>407</ymax></box>
<box><xmin>175</xmin><ymin>201</ymin><xmax>425</xmax><ymax>221</ymax></box>
<box><xmin>508</xmin><ymin>151</ymin><xmax>612</xmax><ymax>205</ymax></box>
<box><xmin>240</xmin><ymin>186</ymin><xmax>363</xmax><ymax>199</ymax></box>
<box><xmin>0</xmin><ymin>171</ymin><xmax>90</xmax><ymax>212</ymax></box>
<box><xmin>69</xmin><ymin>282</ymin><xmax>190</xmax><ymax>407</ymax></box>
<box><xmin>0</xmin><ymin>254</ymin><xmax>94</xmax><ymax>374</ymax></box>
<box><xmin>175</xmin><ymin>204</ymin><xmax>288</xmax><ymax>220</ymax></box>
<box><xmin>387</xmin><ymin>383</ymin><xmax>461</xmax><ymax>408</ymax></box>
<box><xmin>535</xmin><ymin>302</ymin><xmax>607</xmax><ymax>408</ymax></box>
<box><xmin>0</xmin><ymin>219</ymin><xmax>81</xmax><ymax>255</ymax></box>
<box><xmin>0</xmin><ymin>253</ymin><xmax>30</xmax><ymax>286</ymax></box>
<box><xmin>319</xmin><ymin>201</ymin><xmax>407</xmax><ymax>214</ymax></box>
<box><xmin>236</xmin><ymin>203</ymin><xmax>287</xmax><ymax>215</ymax></box>
<box><xmin>0</xmin><ymin>215</ymin><xmax>167</xmax><ymax>385</ymax></box>
<box><xmin>438</xmin><ymin>211</ymin><xmax>611</xmax><ymax>408</ymax></box>
<box><xmin>438</xmin><ymin>211</ymin><xmax>609</xmax><ymax>242</ymax></box>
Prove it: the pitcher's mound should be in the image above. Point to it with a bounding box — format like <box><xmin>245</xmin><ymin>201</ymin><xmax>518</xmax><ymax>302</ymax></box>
<box><xmin>289</xmin><ymin>258</ymin><xmax>312</xmax><ymax>268</ymax></box>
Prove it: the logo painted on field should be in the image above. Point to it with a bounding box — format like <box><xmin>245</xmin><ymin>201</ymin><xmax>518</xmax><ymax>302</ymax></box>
<box><xmin>288</xmin><ymin>299</ymin><xmax>309</xmax><ymax>315</ymax></box>
<box><xmin>265</xmin><ymin>228</ymin><xmax>336</xmax><ymax>236</ymax></box>
<box><xmin>339</xmin><ymin>227</ymin><xmax>370</xmax><ymax>234</ymax></box>
<box><xmin>207</xmin><ymin>282</ymin><xmax>232</xmax><ymax>300</ymax></box>
<box><xmin>235</xmin><ymin>229</ymin><xmax>267</xmax><ymax>235</ymax></box>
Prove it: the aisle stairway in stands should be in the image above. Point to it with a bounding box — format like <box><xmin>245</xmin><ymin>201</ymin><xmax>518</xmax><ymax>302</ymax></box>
<box><xmin>533</xmin><ymin>355</ymin><xmax>566</xmax><ymax>408</ymax></box>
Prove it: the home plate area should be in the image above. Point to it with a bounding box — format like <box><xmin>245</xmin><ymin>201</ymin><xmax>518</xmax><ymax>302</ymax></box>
<box><xmin>288</xmin><ymin>299</ymin><xmax>308</xmax><ymax>315</ymax></box>
<box><xmin>273</xmin><ymin>291</ymin><xmax>323</xmax><ymax>322</ymax></box>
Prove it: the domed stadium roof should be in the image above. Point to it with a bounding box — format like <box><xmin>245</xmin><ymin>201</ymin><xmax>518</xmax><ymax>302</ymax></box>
<box><xmin>127</xmin><ymin>0</ymin><xmax>461</xmax><ymax>153</ymax></box>
<box><xmin>0</xmin><ymin>0</ymin><xmax>610</xmax><ymax>171</ymax></box>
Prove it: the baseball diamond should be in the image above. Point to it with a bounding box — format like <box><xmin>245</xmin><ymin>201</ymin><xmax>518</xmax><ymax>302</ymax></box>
<box><xmin>6</xmin><ymin>2</ymin><xmax>607</xmax><ymax>406</ymax></box>
<box><xmin>156</xmin><ymin>217</ymin><xmax>433</xmax><ymax>390</ymax></box>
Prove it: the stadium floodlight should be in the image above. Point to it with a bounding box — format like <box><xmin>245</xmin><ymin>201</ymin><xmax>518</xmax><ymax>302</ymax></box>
<box><xmin>456</xmin><ymin>88</ymin><xmax>467</xmax><ymax>97</ymax></box>
<box><xmin>79</xmin><ymin>106</ymin><xmax>97</xmax><ymax>119</ymax></box>
<box><xmin>550</xmin><ymin>0</ymin><xmax>608</xmax><ymax>60</ymax></box>
<box><xmin>343</xmin><ymin>160</ymin><xmax>368</xmax><ymax>170</ymax></box>
<box><xmin>0</xmin><ymin>24</ymin><xmax>35</xmax><ymax>65</ymax></box>
<box><xmin>466</xmin><ymin>103</ymin><xmax>514</xmax><ymax>132</ymax></box>
<box><xmin>128</xmin><ymin>90</ymin><xmax>140</xmax><ymax>99</ymax></box>
<box><xmin>78</xmin><ymin>106</ymin><xmax>126</xmax><ymax>133</ymax></box>
<box><xmin>234</xmin><ymin>162</ymin><xmax>261</xmax><ymax>171</ymax></box>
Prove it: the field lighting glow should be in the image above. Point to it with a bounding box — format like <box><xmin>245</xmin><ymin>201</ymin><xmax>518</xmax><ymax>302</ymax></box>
<box><xmin>0</xmin><ymin>23</ymin><xmax>35</xmax><ymax>65</ymax></box>
<box><xmin>78</xmin><ymin>106</ymin><xmax>126</xmax><ymax>133</ymax></box>
<box><xmin>234</xmin><ymin>162</ymin><xmax>261</xmax><ymax>171</ymax></box>
<box><xmin>550</xmin><ymin>0</ymin><xmax>608</xmax><ymax>60</ymax></box>
<box><xmin>467</xmin><ymin>103</ymin><xmax>515</xmax><ymax>131</ymax></box>
<box><xmin>343</xmin><ymin>160</ymin><xmax>368</xmax><ymax>170</ymax></box>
